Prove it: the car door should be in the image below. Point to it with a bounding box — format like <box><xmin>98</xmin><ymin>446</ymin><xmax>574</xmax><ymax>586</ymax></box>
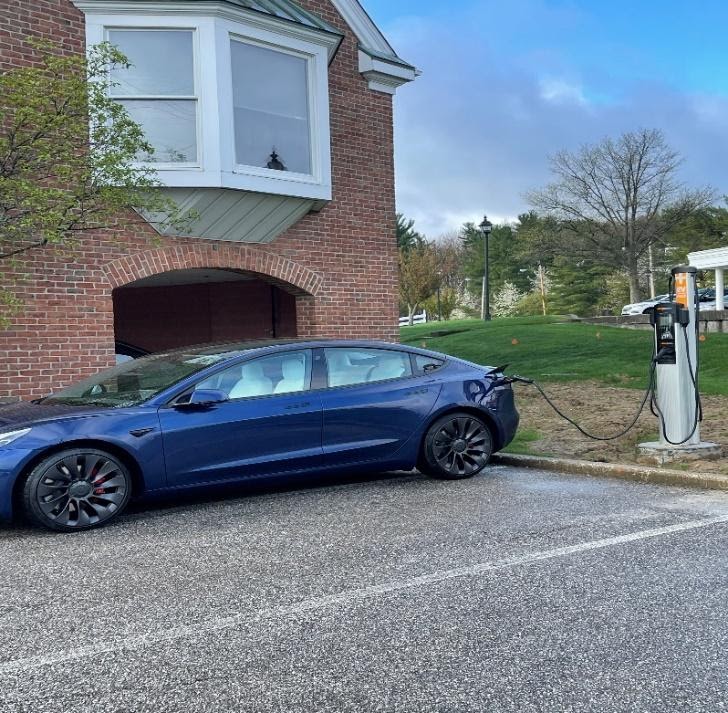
<box><xmin>158</xmin><ymin>349</ymin><xmax>323</xmax><ymax>486</ymax></box>
<box><xmin>319</xmin><ymin>347</ymin><xmax>441</xmax><ymax>466</ymax></box>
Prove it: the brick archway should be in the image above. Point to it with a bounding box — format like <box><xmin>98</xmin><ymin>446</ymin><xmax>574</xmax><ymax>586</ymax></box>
<box><xmin>102</xmin><ymin>244</ymin><xmax>323</xmax><ymax>296</ymax></box>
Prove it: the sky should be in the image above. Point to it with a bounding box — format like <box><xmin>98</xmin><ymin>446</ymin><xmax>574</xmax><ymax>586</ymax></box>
<box><xmin>362</xmin><ymin>0</ymin><xmax>728</xmax><ymax>238</ymax></box>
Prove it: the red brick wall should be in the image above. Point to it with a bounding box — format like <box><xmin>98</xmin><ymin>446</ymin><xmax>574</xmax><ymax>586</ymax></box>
<box><xmin>0</xmin><ymin>0</ymin><xmax>398</xmax><ymax>400</ymax></box>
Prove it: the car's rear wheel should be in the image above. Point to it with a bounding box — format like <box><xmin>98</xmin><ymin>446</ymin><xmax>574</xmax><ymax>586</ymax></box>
<box><xmin>418</xmin><ymin>412</ymin><xmax>493</xmax><ymax>480</ymax></box>
<box><xmin>22</xmin><ymin>448</ymin><xmax>132</xmax><ymax>532</ymax></box>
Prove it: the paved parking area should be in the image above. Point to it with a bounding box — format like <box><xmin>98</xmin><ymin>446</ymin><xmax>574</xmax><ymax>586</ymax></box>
<box><xmin>2</xmin><ymin>465</ymin><xmax>728</xmax><ymax>712</ymax></box>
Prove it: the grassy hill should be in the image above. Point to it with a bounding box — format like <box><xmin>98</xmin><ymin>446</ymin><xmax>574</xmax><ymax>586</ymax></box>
<box><xmin>400</xmin><ymin>316</ymin><xmax>728</xmax><ymax>396</ymax></box>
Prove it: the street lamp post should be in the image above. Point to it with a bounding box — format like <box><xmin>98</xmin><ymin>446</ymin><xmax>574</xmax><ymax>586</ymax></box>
<box><xmin>480</xmin><ymin>216</ymin><xmax>493</xmax><ymax>321</ymax></box>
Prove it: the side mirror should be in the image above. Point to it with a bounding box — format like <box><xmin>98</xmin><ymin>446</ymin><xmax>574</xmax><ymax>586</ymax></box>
<box><xmin>177</xmin><ymin>389</ymin><xmax>229</xmax><ymax>409</ymax></box>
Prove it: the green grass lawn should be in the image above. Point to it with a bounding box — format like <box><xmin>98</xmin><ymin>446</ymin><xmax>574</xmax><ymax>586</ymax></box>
<box><xmin>400</xmin><ymin>316</ymin><xmax>728</xmax><ymax>396</ymax></box>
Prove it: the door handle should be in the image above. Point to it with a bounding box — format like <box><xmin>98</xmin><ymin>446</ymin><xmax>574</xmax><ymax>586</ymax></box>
<box><xmin>285</xmin><ymin>401</ymin><xmax>312</xmax><ymax>410</ymax></box>
<box><xmin>406</xmin><ymin>388</ymin><xmax>429</xmax><ymax>397</ymax></box>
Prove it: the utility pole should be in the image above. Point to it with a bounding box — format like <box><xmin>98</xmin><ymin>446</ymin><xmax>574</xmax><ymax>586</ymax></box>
<box><xmin>538</xmin><ymin>263</ymin><xmax>547</xmax><ymax>316</ymax></box>
<box><xmin>648</xmin><ymin>244</ymin><xmax>656</xmax><ymax>298</ymax></box>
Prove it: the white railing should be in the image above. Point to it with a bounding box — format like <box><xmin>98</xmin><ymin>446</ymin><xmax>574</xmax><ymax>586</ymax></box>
<box><xmin>399</xmin><ymin>311</ymin><xmax>427</xmax><ymax>326</ymax></box>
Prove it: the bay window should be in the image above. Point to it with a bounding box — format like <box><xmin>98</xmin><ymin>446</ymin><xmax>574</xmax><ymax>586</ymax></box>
<box><xmin>78</xmin><ymin>3</ymin><xmax>339</xmax><ymax>202</ymax></box>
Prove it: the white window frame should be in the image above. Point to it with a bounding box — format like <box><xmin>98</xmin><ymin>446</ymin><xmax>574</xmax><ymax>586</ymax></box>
<box><xmin>83</xmin><ymin>11</ymin><xmax>332</xmax><ymax>201</ymax></box>
<box><xmin>225</xmin><ymin>32</ymin><xmax>322</xmax><ymax>188</ymax></box>
<box><xmin>105</xmin><ymin>26</ymin><xmax>202</xmax><ymax>170</ymax></box>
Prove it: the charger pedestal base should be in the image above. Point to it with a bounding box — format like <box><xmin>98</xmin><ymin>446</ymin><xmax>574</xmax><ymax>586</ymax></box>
<box><xmin>637</xmin><ymin>441</ymin><xmax>722</xmax><ymax>465</ymax></box>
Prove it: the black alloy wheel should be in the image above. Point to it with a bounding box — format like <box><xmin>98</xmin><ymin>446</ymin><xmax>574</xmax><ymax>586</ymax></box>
<box><xmin>23</xmin><ymin>448</ymin><xmax>132</xmax><ymax>532</ymax></box>
<box><xmin>419</xmin><ymin>412</ymin><xmax>493</xmax><ymax>480</ymax></box>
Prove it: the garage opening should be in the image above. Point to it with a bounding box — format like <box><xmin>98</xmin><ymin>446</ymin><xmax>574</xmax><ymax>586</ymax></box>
<box><xmin>112</xmin><ymin>268</ymin><xmax>298</xmax><ymax>354</ymax></box>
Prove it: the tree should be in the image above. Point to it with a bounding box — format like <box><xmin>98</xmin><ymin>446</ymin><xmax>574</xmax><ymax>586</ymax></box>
<box><xmin>549</xmin><ymin>258</ymin><xmax>606</xmax><ymax>316</ymax></box>
<box><xmin>527</xmin><ymin>129</ymin><xmax>714</xmax><ymax>302</ymax></box>
<box><xmin>492</xmin><ymin>282</ymin><xmax>524</xmax><ymax>317</ymax></box>
<box><xmin>460</xmin><ymin>221</ymin><xmax>530</xmax><ymax>304</ymax></box>
<box><xmin>396</xmin><ymin>213</ymin><xmax>425</xmax><ymax>252</ymax></box>
<box><xmin>0</xmin><ymin>41</ymin><xmax>186</xmax><ymax>323</ymax></box>
<box><xmin>663</xmin><ymin>204</ymin><xmax>728</xmax><ymax>262</ymax></box>
<box><xmin>422</xmin><ymin>287</ymin><xmax>459</xmax><ymax>321</ymax></box>
<box><xmin>399</xmin><ymin>244</ymin><xmax>440</xmax><ymax>325</ymax></box>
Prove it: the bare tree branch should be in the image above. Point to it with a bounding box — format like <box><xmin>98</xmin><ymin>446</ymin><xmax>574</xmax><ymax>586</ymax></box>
<box><xmin>526</xmin><ymin>128</ymin><xmax>715</xmax><ymax>301</ymax></box>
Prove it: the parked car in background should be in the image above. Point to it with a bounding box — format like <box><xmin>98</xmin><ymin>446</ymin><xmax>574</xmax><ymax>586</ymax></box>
<box><xmin>621</xmin><ymin>288</ymin><xmax>726</xmax><ymax>315</ymax></box>
<box><xmin>115</xmin><ymin>341</ymin><xmax>150</xmax><ymax>365</ymax></box>
<box><xmin>698</xmin><ymin>288</ymin><xmax>728</xmax><ymax>310</ymax></box>
<box><xmin>0</xmin><ymin>340</ymin><xmax>519</xmax><ymax>532</ymax></box>
<box><xmin>621</xmin><ymin>294</ymin><xmax>670</xmax><ymax>316</ymax></box>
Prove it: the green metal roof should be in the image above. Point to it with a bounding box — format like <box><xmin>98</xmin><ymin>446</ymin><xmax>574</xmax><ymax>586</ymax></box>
<box><xmin>77</xmin><ymin>0</ymin><xmax>343</xmax><ymax>44</ymax></box>
<box><xmin>223</xmin><ymin>0</ymin><xmax>342</xmax><ymax>38</ymax></box>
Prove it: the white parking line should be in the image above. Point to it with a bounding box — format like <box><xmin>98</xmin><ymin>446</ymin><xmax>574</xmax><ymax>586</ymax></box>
<box><xmin>2</xmin><ymin>514</ymin><xmax>727</xmax><ymax>674</ymax></box>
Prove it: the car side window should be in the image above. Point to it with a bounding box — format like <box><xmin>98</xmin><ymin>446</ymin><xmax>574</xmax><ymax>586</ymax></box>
<box><xmin>414</xmin><ymin>354</ymin><xmax>445</xmax><ymax>374</ymax></box>
<box><xmin>195</xmin><ymin>350</ymin><xmax>312</xmax><ymax>400</ymax></box>
<box><xmin>324</xmin><ymin>348</ymin><xmax>413</xmax><ymax>388</ymax></box>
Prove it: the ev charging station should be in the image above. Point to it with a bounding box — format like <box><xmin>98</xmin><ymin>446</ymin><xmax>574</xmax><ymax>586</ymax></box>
<box><xmin>638</xmin><ymin>265</ymin><xmax>720</xmax><ymax>461</ymax></box>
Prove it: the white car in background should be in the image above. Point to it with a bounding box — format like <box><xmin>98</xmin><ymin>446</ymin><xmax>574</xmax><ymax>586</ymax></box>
<box><xmin>621</xmin><ymin>288</ymin><xmax>727</xmax><ymax>316</ymax></box>
<box><xmin>621</xmin><ymin>294</ymin><xmax>670</xmax><ymax>316</ymax></box>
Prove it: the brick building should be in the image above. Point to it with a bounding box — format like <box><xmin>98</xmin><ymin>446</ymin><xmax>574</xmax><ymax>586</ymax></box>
<box><xmin>0</xmin><ymin>0</ymin><xmax>416</xmax><ymax>400</ymax></box>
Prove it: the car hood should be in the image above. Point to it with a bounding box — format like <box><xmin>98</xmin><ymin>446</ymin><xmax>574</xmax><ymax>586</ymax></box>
<box><xmin>0</xmin><ymin>401</ymin><xmax>111</xmax><ymax>431</ymax></box>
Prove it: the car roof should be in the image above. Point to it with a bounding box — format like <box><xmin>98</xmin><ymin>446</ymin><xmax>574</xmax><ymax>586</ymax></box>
<box><xmin>155</xmin><ymin>338</ymin><xmax>445</xmax><ymax>359</ymax></box>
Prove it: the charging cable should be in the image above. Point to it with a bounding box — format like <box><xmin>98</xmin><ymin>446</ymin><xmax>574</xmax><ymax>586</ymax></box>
<box><xmin>506</xmin><ymin>361</ymin><xmax>656</xmax><ymax>441</ymax></box>
<box><xmin>502</xmin><ymin>279</ymin><xmax>703</xmax><ymax>444</ymax></box>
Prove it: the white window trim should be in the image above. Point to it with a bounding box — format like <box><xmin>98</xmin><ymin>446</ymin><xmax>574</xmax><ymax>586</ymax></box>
<box><xmin>83</xmin><ymin>9</ymin><xmax>333</xmax><ymax>201</ymax></box>
<box><xmin>219</xmin><ymin>22</ymin><xmax>331</xmax><ymax>191</ymax></box>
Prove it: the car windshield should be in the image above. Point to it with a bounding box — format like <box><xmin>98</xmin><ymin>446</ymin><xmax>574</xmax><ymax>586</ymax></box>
<box><xmin>43</xmin><ymin>349</ymin><xmax>246</xmax><ymax>407</ymax></box>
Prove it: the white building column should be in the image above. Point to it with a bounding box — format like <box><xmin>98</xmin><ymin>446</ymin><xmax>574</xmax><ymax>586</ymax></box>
<box><xmin>717</xmin><ymin>268</ymin><xmax>725</xmax><ymax>311</ymax></box>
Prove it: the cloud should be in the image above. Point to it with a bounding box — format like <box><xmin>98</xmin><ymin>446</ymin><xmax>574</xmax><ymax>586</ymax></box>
<box><xmin>382</xmin><ymin>5</ymin><xmax>728</xmax><ymax>239</ymax></box>
<box><xmin>539</xmin><ymin>78</ymin><xmax>588</xmax><ymax>106</ymax></box>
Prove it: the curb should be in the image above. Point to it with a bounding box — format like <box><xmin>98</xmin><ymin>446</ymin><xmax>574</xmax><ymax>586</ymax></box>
<box><xmin>492</xmin><ymin>453</ymin><xmax>728</xmax><ymax>492</ymax></box>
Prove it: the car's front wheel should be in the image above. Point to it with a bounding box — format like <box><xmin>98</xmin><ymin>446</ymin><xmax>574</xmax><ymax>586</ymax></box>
<box><xmin>418</xmin><ymin>412</ymin><xmax>493</xmax><ymax>480</ymax></box>
<box><xmin>22</xmin><ymin>448</ymin><xmax>132</xmax><ymax>532</ymax></box>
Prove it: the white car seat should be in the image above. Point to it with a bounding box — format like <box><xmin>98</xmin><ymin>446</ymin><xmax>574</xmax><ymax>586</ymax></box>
<box><xmin>275</xmin><ymin>357</ymin><xmax>307</xmax><ymax>394</ymax></box>
<box><xmin>229</xmin><ymin>362</ymin><xmax>273</xmax><ymax>399</ymax></box>
<box><xmin>367</xmin><ymin>354</ymin><xmax>407</xmax><ymax>382</ymax></box>
<box><xmin>327</xmin><ymin>351</ymin><xmax>370</xmax><ymax>387</ymax></box>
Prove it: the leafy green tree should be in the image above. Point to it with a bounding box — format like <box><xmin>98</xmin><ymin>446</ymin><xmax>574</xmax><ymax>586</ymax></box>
<box><xmin>548</xmin><ymin>258</ymin><xmax>607</xmax><ymax>316</ymax></box>
<box><xmin>596</xmin><ymin>271</ymin><xmax>631</xmax><ymax>315</ymax></box>
<box><xmin>513</xmin><ymin>212</ymin><xmax>560</xmax><ymax>269</ymax></box>
<box><xmin>399</xmin><ymin>244</ymin><xmax>440</xmax><ymax>325</ymax></box>
<box><xmin>661</xmin><ymin>204</ymin><xmax>728</xmax><ymax>270</ymax></box>
<box><xmin>514</xmin><ymin>291</ymin><xmax>547</xmax><ymax>317</ymax></box>
<box><xmin>396</xmin><ymin>213</ymin><xmax>425</xmax><ymax>252</ymax></box>
<box><xmin>422</xmin><ymin>287</ymin><xmax>459</xmax><ymax>321</ymax></box>
<box><xmin>461</xmin><ymin>221</ymin><xmax>530</xmax><ymax>304</ymax></box>
<box><xmin>0</xmin><ymin>41</ymin><xmax>187</xmax><ymax>324</ymax></box>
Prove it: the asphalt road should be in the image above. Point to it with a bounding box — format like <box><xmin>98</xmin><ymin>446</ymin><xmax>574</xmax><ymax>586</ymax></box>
<box><xmin>2</xmin><ymin>465</ymin><xmax>728</xmax><ymax>713</ymax></box>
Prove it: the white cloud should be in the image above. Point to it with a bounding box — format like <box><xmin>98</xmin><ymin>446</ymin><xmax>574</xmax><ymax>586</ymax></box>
<box><xmin>539</xmin><ymin>77</ymin><xmax>588</xmax><ymax>106</ymax></box>
<box><xmin>382</xmin><ymin>7</ymin><xmax>728</xmax><ymax>238</ymax></box>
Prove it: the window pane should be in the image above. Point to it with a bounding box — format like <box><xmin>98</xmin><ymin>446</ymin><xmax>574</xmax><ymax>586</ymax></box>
<box><xmin>119</xmin><ymin>99</ymin><xmax>197</xmax><ymax>163</ymax></box>
<box><xmin>414</xmin><ymin>355</ymin><xmax>445</xmax><ymax>373</ymax></box>
<box><xmin>195</xmin><ymin>351</ymin><xmax>312</xmax><ymax>400</ymax></box>
<box><xmin>325</xmin><ymin>349</ymin><xmax>412</xmax><ymax>388</ymax></box>
<box><xmin>231</xmin><ymin>39</ymin><xmax>311</xmax><ymax>174</ymax></box>
<box><xmin>109</xmin><ymin>30</ymin><xmax>194</xmax><ymax>96</ymax></box>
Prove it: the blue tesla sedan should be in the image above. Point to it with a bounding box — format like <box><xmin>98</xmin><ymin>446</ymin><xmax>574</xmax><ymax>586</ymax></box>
<box><xmin>0</xmin><ymin>340</ymin><xmax>519</xmax><ymax>532</ymax></box>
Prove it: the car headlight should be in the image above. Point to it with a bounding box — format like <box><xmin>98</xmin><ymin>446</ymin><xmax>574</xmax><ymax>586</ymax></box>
<box><xmin>0</xmin><ymin>428</ymin><xmax>32</xmax><ymax>447</ymax></box>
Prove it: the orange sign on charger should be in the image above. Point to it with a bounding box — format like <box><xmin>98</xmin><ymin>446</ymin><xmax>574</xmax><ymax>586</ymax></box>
<box><xmin>674</xmin><ymin>272</ymin><xmax>689</xmax><ymax>307</ymax></box>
